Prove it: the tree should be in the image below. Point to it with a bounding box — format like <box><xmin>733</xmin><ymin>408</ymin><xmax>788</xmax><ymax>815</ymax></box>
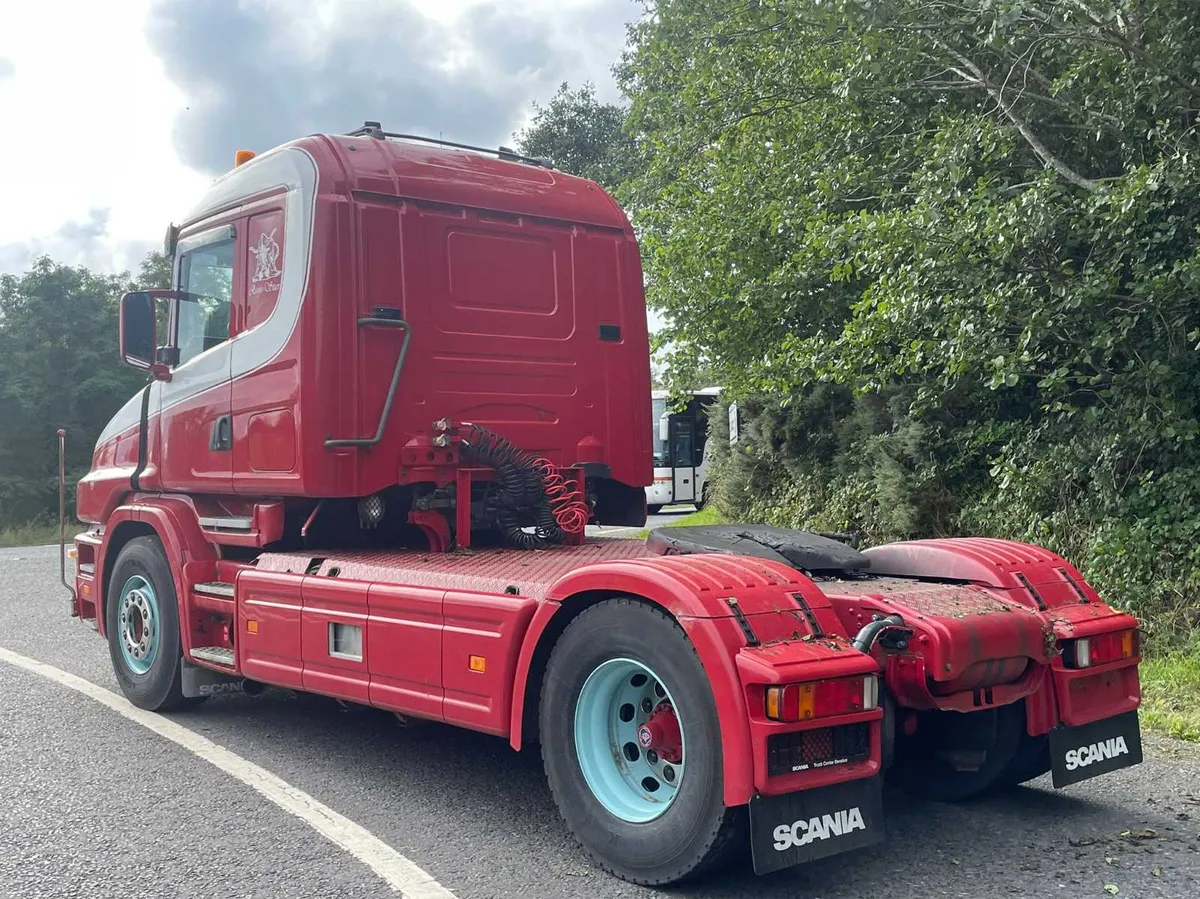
<box><xmin>138</xmin><ymin>251</ymin><xmax>173</xmax><ymax>289</ymax></box>
<box><xmin>0</xmin><ymin>259</ymin><xmax>148</xmax><ymax>525</ymax></box>
<box><xmin>515</xmin><ymin>82</ymin><xmax>641</xmax><ymax>192</ymax></box>
<box><xmin>619</xmin><ymin>1</ymin><xmax>1200</xmax><ymax>635</ymax></box>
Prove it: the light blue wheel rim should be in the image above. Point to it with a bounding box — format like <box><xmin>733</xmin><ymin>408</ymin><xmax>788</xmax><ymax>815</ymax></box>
<box><xmin>117</xmin><ymin>575</ymin><xmax>160</xmax><ymax>675</ymax></box>
<box><xmin>574</xmin><ymin>658</ymin><xmax>685</xmax><ymax>823</ymax></box>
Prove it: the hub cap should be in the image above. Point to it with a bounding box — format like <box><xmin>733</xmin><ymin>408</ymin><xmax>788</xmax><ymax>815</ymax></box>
<box><xmin>574</xmin><ymin>658</ymin><xmax>686</xmax><ymax>822</ymax></box>
<box><xmin>117</xmin><ymin>575</ymin><xmax>160</xmax><ymax>675</ymax></box>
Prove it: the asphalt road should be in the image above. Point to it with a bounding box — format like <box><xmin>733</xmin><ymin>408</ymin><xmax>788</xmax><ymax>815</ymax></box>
<box><xmin>2</xmin><ymin>540</ymin><xmax>1198</xmax><ymax>899</ymax></box>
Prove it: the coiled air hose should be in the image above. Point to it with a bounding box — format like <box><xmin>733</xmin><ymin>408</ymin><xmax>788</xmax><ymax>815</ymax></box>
<box><xmin>460</xmin><ymin>424</ymin><xmax>588</xmax><ymax>548</ymax></box>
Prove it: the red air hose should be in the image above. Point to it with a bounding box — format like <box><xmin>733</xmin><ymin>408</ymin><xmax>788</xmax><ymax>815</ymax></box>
<box><xmin>534</xmin><ymin>458</ymin><xmax>589</xmax><ymax>535</ymax></box>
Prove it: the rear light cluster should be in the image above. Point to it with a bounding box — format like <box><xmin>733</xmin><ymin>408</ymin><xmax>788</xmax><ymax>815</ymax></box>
<box><xmin>1063</xmin><ymin>630</ymin><xmax>1139</xmax><ymax>669</ymax></box>
<box><xmin>765</xmin><ymin>675</ymin><xmax>879</xmax><ymax>722</ymax></box>
<box><xmin>767</xmin><ymin>723</ymin><xmax>871</xmax><ymax>776</ymax></box>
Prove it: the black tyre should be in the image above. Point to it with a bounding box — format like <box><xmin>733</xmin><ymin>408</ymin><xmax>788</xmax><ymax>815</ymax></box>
<box><xmin>540</xmin><ymin>598</ymin><xmax>742</xmax><ymax>884</ymax></box>
<box><xmin>887</xmin><ymin>702</ymin><xmax>1025</xmax><ymax>802</ymax></box>
<box><xmin>105</xmin><ymin>536</ymin><xmax>189</xmax><ymax>711</ymax></box>
<box><xmin>994</xmin><ymin>729</ymin><xmax>1051</xmax><ymax>788</ymax></box>
<box><xmin>694</xmin><ymin>487</ymin><xmax>707</xmax><ymax>512</ymax></box>
<box><xmin>647</xmin><ymin>504</ymin><xmax>664</xmax><ymax>515</ymax></box>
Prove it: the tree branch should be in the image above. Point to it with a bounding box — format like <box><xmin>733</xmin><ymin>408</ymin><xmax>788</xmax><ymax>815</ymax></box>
<box><xmin>927</xmin><ymin>38</ymin><xmax>1102</xmax><ymax>192</ymax></box>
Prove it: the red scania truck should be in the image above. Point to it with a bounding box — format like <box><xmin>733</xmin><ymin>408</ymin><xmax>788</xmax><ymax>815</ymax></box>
<box><xmin>65</xmin><ymin>124</ymin><xmax>1144</xmax><ymax>885</ymax></box>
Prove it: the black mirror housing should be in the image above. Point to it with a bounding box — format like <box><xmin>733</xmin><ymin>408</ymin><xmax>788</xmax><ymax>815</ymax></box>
<box><xmin>119</xmin><ymin>289</ymin><xmax>180</xmax><ymax>379</ymax></box>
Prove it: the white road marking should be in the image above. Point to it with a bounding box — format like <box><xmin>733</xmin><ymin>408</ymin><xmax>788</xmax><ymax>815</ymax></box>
<box><xmin>0</xmin><ymin>646</ymin><xmax>457</xmax><ymax>899</ymax></box>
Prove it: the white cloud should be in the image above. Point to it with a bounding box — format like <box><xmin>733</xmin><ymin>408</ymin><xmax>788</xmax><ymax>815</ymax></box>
<box><xmin>0</xmin><ymin>0</ymin><xmax>208</xmax><ymax>275</ymax></box>
<box><xmin>0</xmin><ymin>0</ymin><xmax>635</xmax><ymax>276</ymax></box>
<box><xmin>0</xmin><ymin>208</ymin><xmax>156</xmax><ymax>276</ymax></box>
<box><xmin>146</xmin><ymin>0</ymin><xmax>635</xmax><ymax>175</ymax></box>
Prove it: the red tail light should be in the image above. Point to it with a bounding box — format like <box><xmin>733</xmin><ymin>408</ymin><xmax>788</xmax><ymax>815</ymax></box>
<box><xmin>765</xmin><ymin>675</ymin><xmax>878</xmax><ymax>722</ymax></box>
<box><xmin>1063</xmin><ymin>630</ymin><xmax>1139</xmax><ymax>669</ymax></box>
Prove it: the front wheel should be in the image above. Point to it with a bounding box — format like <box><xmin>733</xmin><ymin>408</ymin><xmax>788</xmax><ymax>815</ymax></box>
<box><xmin>540</xmin><ymin>598</ymin><xmax>741</xmax><ymax>884</ymax></box>
<box><xmin>105</xmin><ymin>536</ymin><xmax>189</xmax><ymax>711</ymax></box>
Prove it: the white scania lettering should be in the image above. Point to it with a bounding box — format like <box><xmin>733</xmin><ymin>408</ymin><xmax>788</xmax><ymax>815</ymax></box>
<box><xmin>772</xmin><ymin>807</ymin><xmax>866</xmax><ymax>851</ymax></box>
<box><xmin>1064</xmin><ymin>736</ymin><xmax>1128</xmax><ymax>771</ymax></box>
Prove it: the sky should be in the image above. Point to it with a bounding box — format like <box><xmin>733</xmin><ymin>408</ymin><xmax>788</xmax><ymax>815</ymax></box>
<box><xmin>0</xmin><ymin>0</ymin><xmax>638</xmax><ymax>277</ymax></box>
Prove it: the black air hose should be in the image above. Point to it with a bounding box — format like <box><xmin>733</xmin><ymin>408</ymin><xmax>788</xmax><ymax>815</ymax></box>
<box><xmin>460</xmin><ymin>424</ymin><xmax>565</xmax><ymax>548</ymax></box>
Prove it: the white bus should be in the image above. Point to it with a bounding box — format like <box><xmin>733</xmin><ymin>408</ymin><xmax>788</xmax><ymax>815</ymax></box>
<box><xmin>646</xmin><ymin>388</ymin><xmax>721</xmax><ymax>513</ymax></box>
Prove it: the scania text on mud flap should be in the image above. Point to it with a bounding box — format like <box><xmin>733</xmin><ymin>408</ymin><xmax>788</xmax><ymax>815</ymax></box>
<box><xmin>61</xmin><ymin>128</ymin><xmax>1143</xmax><ymax>886</ymax></box>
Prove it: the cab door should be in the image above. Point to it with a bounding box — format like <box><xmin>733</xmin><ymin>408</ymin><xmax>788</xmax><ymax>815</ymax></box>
<box><xmin>157</xmin><ymin>223</ymin><xmax>240</xmax><ymax>494</ymax></box>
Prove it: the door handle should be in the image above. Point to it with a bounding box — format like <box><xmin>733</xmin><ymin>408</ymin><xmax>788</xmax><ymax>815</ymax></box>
<box><xmin>210</xmin><ymin>415</ymin><xmax>232</xmax><ymax>452</ymax></box>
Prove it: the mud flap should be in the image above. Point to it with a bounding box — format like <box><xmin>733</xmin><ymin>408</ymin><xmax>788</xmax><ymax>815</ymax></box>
<box><xmin>749</xmin><ymin>777</ymin><xmax>885</xmax><ymax>875</ymax></box>
<box><xmin>181</xmin><ymin>661</ymin><xmax>245</xmax><ymax>699</ymax></box>
<box><xmin>1049</xmin><ymin>710</ymin><xmax>1142</xmax><ymax>788</ymax></box>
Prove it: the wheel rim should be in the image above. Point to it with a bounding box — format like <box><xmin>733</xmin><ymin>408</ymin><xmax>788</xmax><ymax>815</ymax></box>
<box><xmin>117</xmin><ymin>575</ymin><xmax>160</xmax><ymax>675</ymax></box>
<box><xmin>574</xmin><ymin>658</ymin><xmax>685</xmax><ymax>823</ymax></box>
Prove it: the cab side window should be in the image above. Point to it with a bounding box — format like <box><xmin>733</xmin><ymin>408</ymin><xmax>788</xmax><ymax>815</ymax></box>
<box><xmin>177</xmin><ymin>236</ymin><xmax>235</xmax><ymax>366</ymax></box>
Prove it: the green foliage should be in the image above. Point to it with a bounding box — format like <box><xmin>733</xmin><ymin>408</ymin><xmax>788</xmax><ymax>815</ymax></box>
<box><xmin>0</xmin><ymin>520</ymin><xmax>78</xmax><ymax>548</ymax></box>
<box><xmin>515</xmin><ymin>82</ymin><xmax>641</xmax><ymax>192</ymax></box>
<box><xmin>1139</xmin><ymin>648</ymin><xmax>1200</xmax><ymax>742</ymax></box>
<box><xmin>621</xmin><ymin>1</ymin><xmax>1200</xmax><ymax>640</ymax></box>
<box><xmin>0</xmin><ymin>257</ymin><xmax>153</xmax><ymax>528</ymax></box>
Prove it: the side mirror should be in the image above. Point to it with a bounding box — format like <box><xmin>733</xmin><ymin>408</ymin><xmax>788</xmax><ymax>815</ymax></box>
<box><xmin>728</xmin><ymin>402</ymin><xmax>740</xmax><ymax>444</ymax></box>
<box><xmin>119</xmin><ymin>290</ymin><xmax>178</xmax><ymax>380</ymax></box>
<box><xmin>658</xmin><ymin>414</ymin><xmax>670</xmax><ymax>442</ymax></box>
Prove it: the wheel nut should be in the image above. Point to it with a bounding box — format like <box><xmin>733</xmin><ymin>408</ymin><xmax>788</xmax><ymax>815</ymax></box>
<box><xmin>641</xmin><ymin>697</ymin><xmax>653</xmax><ymax>713</ymax></box>
<box><xmin>646</xmin><ymin>750</ymin><xmax>659</xmax><ymax>765</ymax></box>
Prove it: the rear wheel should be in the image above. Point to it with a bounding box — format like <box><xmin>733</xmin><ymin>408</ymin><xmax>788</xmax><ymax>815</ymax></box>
<box><xmin>540</xmin><ymin>598</ymin><xmax>741</xmax><ymax>884</ymax></box>
<box><xmin>887</xmin><ymin>702</ymin><xmax>1025</xmax><ymax>801</ymax></box>
<box><xmin>105</xmin><ymin>536</ymin><xmax>189</xmax><ymax>711</ymax></box>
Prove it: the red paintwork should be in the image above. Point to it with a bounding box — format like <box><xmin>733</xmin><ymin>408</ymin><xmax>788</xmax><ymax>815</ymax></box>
<box><xmin>862</xmin><ymin>537</ymin><xmax>1100</xmax><ymax>605</ymax></box>
<box><xmin>408</xmin><ymin>510</ymin><xmax>451</xmax><ymax>553</ymax></box>
<box><xmin>253</xmin><ymin>540</ymin><xmax>656</xmax><ymax>599</ymax></box>
<box><xmin>640</xmin><ymin>704</ymin><xmax>683</xmax><ymax>764</ymax></box>
<box><xmin>79</xmin><ymin>133</ymin><xmax>651</xmax><ymax>524</ymax></box>
<box><xmin>843</xmin><ymin>539</ymin><xmax>1140</xmax><ymax>729</ymax></box>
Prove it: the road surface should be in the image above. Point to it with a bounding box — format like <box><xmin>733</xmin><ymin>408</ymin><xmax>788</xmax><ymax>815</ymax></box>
<box><xmin>2</xmin><ymin>541</ymin><xmax>1198</xmax><ymax>899</ymax></box>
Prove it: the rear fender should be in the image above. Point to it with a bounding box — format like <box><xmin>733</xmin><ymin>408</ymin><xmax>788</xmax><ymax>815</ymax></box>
<box><xmin>509</xmin><ymin>593</ymin><xmax>758</xmax><ymax>806</ymax></box>
<box><xmin>512</xmin><ymin>554</ymin><xmax>827</xmax><ymax>807</ymax></box>
<box><xmin>863</xmin><ymin>537</ymin><xmax>1100</xmax><ymax>610</ymax></box>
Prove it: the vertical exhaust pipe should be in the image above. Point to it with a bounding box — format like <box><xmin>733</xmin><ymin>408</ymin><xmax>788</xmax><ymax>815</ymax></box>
<box><xmin>58</xmin><ymin>428</ymin><xmax>76</xmax><ymax>612</ymax></box>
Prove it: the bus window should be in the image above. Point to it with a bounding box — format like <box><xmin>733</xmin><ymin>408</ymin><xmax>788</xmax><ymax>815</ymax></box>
<box><xmin>651</xmin><ymin>396</ymin><xmax>669</xmax><ymax>466</ymax></box>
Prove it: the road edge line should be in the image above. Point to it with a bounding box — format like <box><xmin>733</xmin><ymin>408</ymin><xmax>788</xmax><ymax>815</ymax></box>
<box><xmin>0</xmin><ymin>646</ymin><xmax>457</xmax><ymax>899</ymax></box>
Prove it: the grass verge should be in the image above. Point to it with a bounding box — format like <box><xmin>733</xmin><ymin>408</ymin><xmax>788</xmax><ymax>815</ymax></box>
<box><xmin>633</xmin><ymin>505</ymin><xmax>728</xmax><ymax>538</ymax></box>
<box><xmin>0</xmin><ymin>521</ymin><xmax>69</xmax><ymax>548</ymax></box>
<box><xmin>1139</xmin><ymin>650</ymin><xmax>1200</xmax><ymax>742</ymax></box>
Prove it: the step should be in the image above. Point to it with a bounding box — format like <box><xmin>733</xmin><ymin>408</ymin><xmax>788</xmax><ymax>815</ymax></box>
<box><xmin>194</xmin><ymin>581</ymin><xmax>235</xmax><ymax>598</ymax></box>
<box><xmin>198</xmin><ymin>516</ymin><xmax>253</xmax><ymax>532</ymax></box>
<box><xmin>191</xmin><ymin>646</ymin><xmax>236</xmax><ymax>668</ymax></box>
